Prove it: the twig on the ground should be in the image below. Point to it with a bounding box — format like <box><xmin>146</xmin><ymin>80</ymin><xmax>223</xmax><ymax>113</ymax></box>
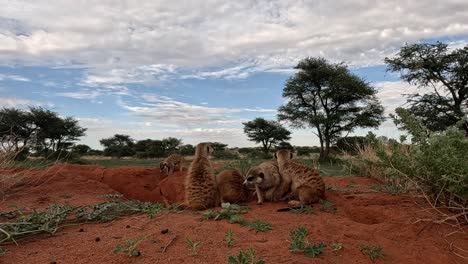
<box><xmin>161</xmin><ymin>235</ymin><xmax>177</xmax><ymax>253</ymax></box>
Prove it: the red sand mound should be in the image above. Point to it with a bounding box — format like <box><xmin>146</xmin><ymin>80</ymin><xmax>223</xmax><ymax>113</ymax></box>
<box><xmin>1</xmin><ymin>164</ymin><xmax>467</xmax><ymax>264</ymax></box>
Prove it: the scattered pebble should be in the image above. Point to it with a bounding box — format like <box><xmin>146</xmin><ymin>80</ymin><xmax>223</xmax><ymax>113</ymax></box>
<box><xmin>161</xmin><ymin>229</ymin><xmax>169</xmax><ymax>234</ymax></box>
<box><xmin>95</xmin><ymin>237</ymin><xmax>101</xmax><ymax>242</ymax></box>
<box><xmin>78</xmin><ymin>228</ymin><xmax>84</xmax><ymax>232</ymax></box>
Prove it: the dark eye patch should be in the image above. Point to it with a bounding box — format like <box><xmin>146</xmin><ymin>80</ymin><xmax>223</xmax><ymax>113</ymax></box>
<box><xmin>247</xmin><ymin>176</ymin><xmax>255</xmax><ymax>181</ymax></box>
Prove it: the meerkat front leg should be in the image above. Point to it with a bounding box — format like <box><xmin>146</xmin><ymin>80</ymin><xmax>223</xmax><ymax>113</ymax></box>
<box><xmin>255</xmin><ymin>184</ymin><xmax>264</xmax><ymax>204</ymax></box>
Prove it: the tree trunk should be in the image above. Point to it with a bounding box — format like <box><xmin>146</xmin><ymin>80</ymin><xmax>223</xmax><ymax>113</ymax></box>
<box><xmin>317</xmin><ymin>128</ymin><xmax>325</xmax><ymax>160</ymax></box>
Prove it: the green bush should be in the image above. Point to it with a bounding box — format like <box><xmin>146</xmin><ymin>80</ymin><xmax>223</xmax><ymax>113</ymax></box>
<box><xmin>350</xmin><ymin>127</ymin><xmax>467</xmax><ymax>212</ymax></box>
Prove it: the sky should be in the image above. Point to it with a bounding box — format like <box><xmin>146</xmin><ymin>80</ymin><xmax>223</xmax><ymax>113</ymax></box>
<box><xmin>1</xmin><ymin>1</ymin><xmax>468</xmax><ymax>149</ymax></box>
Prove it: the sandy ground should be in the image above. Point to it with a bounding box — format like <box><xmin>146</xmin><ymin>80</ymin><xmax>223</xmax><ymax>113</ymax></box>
<box><xmin>1</xmin><ymin>164</ymin><xmax>467</xmax><ymax>264</ymax></box>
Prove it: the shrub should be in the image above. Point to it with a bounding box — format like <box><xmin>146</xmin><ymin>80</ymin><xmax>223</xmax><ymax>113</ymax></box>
<box><xmin>345</xmin><ymin>125</ymin><xmax>468</xmax><ymax>222</ymax></box>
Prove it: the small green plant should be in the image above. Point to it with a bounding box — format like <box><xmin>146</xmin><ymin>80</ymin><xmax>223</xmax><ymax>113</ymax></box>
<box><xmin>224</xmin><ymin>230</ymin><xmax>235</xmax><ymax>247</ymax></box>
<box><xmin>289</xmin><ymin>227</ymin><xmax>327</xmax><ymax>258</ymax></box>
<box><xmin>228</xmin><ymin>247</ymin><xmax>266</xmax><ymax>264</ymax></box>
<box><xmin>246</xmin><ymin>219</ymin><xmax>272</xmax><ymax>233</ymax></box>
<box><xmin>290</xmin><ymin>205</ymin><xmax>316</xmax><ymax>215</ymax></box>
<box><xmin>229</xmin><ymin>214</ymin><xmax>246</xmax><ymax>225</ymax></box>
<box><xmin>319</xmin><ymin>199</ymin><xmax>337</xmax><ymax>213</ymax></box>
<box><xmin>0</xmin><ymin>247</ymin><xmax>7</xmax><ymax>256</ymax></box>
<box><xmin>358</xmin><ymin>243</ymin><xmax>385</xmax><ymax>260</ymax></box>
<box><xmin>304</xmin><ymin>242</ymin><xmax>326</xmax><ymax>258</ymax></box>
<box><xmin>114</xmin><ymin>236</ymin><xmax>145</xmax><ymax>257</ymax></box>
<box><xmin>289</xmin><ymin>227</ymin><xmax>308</xmax><ymax>252</ymax></box>
<box><xmin>201</xmin><ymin>203</ymin><xmax>249</xmax><ymax>221</ymax></box>
<box><xmin>185</xmin><ymin>236</ymin><xmax>203</xmax><ymax>255</ymax></box>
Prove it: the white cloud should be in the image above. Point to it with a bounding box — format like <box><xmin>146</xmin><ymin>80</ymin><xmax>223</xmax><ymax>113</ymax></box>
<box><xmin>77</xmin><ymin>116</ymin><xmax>250</xmax><ymax>149</ymax></box>
<box><xmin>0</xmin><ymin>1</ymin><xmax>467</xmax><ymax>82</ymax></box>
<box><xmin>375</xmin><ymin>81</ymin><xmax>422</xmax><ymax>115</ymax></box>
<box><xmin>55</xmin><ymin>90</ymin><xmax>101</xmax><ymax>99</ymax></box>
<box><xmin>119</xmin><ymin>94</ymin><xmax>275</xmax><ymax>127</ymax></box>
<box><xmin>0</xmin><ymin>73</ymin><xmax>30</xmax><ymax>82</ymax></box>
<box><xmin>0</xmin><ymin>96</ymin><xmax>53</xmax><ymax>108</ymax></box>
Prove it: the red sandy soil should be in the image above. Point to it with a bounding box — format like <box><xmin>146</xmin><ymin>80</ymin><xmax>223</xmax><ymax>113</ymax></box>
<box><xmin>1</xmin><ymin>164</ymin><xmax>467</xmax><ymax>264</ymax></box>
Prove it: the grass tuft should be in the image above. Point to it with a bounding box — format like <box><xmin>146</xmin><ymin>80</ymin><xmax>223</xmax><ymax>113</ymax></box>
<box><xmin>114</xmin><ymin>236</ymin><xmax>145</xmax><ymax>257</ymax></box>
<box><xmin>246</xmin><ymin>219</ymin><xmax>272</xmax><ymax>233</ymax></box>
<box><xmin>359</xmin><ymin>243</ymin><xmax>385</xmax><ymax>260</ymax></box>
<box><xmin>228</xmin><ymin>247</ymin><xmax>266</xmax><ymax>264</ymax></box>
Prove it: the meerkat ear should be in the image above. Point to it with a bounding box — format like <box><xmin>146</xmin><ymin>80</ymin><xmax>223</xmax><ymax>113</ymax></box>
<box><xmin>274</xmin><ymin>152</ymin><xmax>277</xmax><ymax>159</ymax></box>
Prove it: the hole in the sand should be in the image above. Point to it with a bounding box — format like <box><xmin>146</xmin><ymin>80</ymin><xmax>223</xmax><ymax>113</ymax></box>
<box><xmin>345</xmin><ymin>207</ymin><xmax>385</xmax><ymax>225</ymax></box>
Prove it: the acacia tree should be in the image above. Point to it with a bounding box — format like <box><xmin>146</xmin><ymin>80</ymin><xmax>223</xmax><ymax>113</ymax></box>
<box><xmin>0</xmin><ymin>107</ymin><xmax>86</xmax><ymax>159</ymax></box>
<box><xmin>385</xmin><ymin>42</ymin><xmax>468</xmax><ymax>134</ymax></box>
<box><xmin>243</xmin><ymin>118</ymin><xmax>291</xmax><ymax>154</ymax></box>
<box><xmin>100</xmin><ymin>134</ymin><xmax>135</xmax><ymax>158</ymax></box>
<box><xmin>278</xmin><ymin>57</ymin><xmax>384</xmax><ymax>160</ymax></box>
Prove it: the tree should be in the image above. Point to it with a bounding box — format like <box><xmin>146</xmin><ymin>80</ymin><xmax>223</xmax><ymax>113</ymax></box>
<box><xmin>243</xmin><ymin>118</ymin><xmax>291</xmax><ymax>154</ymax></box>
<box><xmin>385</xmin><ymin>42</ymin><xmax>468</xmax><ymax>134</ymax></box>
<box><xmin>0</xmin><ymin>108</ymin><xmax>35</xmax><ymax>153</ymax></box>
<box><xmin>179</xmin><ymin>144</ymin><xmax>195</xmax><ymax>156</ymax></box>
<box><xmin>0</xmin><ymin>107</ymin><xmax>86</xmax><ymax>159</ymax></box>
<box><xmin>30</xmin><ymin>108</ymin><xmax>86</xmax><ymax>155</ymax></box>
<box><xmin>278</xmin><ymin>57</ymin><xmax>384</xmax><ymax>160</ymax></box>
<box><xmin>100</xmin><ymin>134</ymin><xmax>136</xmax><ymax>158</ymax></box>
<box><xmin>72</xmin><ymin>144</ymin><xmax>91</xmax><ymax>156</ymax></box>
<box><xmin>162</xmin><ymin>137</ymin><xmax>182</xmax><ymax>154</ymax></box>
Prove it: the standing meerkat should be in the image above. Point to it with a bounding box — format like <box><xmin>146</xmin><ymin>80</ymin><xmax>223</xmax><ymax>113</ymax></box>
<box><xmin>160</xmin><ymin>154</ymin><xmax>185</xmax><ymax>176</ymax></box>
<box><xmin>275</xmin><ymin>149</ymin><xmax>325</xmax><ymax>206</ymax></box>
<box><xmin>244</xmin><ymin>161</ymin><xmax>290</xmax><ymax>204</ymax></box>
<box><xmin>184</xmin><ymin>142</ymin><xmax>218</xmax><ymax>210</ymax></box>
<box><xmin>216</xmin><ymin>169</ymin><xmax>250</xmax><ymax>204</ymax></box>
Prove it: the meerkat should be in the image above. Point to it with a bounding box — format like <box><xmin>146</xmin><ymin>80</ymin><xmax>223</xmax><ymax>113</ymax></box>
<box><xmin>215</xmin><ymin>169</ymin><xmax>250</xmax><ymax>204</ymax></box>
<box><xmin>184</xmin><ymin>142</ymin><xmax>218</xmax><ymax>210</ymax></box>
<box><xmin>160</xmin><ymin>154</ymin><xmax>185</xmax><ymax>176</ymax></box>
<box><xmin>244</xmin><ymin>161</ymin><xmax>290</xmax><ymax>204</ymax></box>
<box><xmin>274</xmin><ymin>149</ymin><xmax>325</xmax><ymax>206</ymax></box>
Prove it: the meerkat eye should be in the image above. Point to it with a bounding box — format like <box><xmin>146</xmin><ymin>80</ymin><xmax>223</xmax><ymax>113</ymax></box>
<box><xmin>247</xmin><ymin>176</ymin><xmax>254</xmax><ymax>181</ymax></box>
<box><xmin>259</xmin><ymin>172</ymin><xmax>264</xmax><ymax>179</ymax></box>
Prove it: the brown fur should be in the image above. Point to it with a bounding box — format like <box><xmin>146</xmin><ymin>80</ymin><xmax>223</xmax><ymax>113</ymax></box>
<box><xmin>160</xmin><ymin>154</ymin><xmax>185</xmax><ymax>176</ymax></box>
<box><xmin>184</xmin><ymin>142</ymin><xmax>218</xmax><ymax>210</ymax></box>
<box><xmin>275</xmin><ymin>149</ymin><xmax>325</xmax><ymax>205</ymax></box>
<box><xmin>244</xmin><ymin>161</ymin><xmax>289</xmax><ymax>204</ymax></box>
<box><xmin>216</xmin><ymin>169</ymin><xmax>250</xmax><ymax>203</ymax></box>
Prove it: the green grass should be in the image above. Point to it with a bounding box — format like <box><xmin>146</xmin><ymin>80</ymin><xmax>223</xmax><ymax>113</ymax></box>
<box><xmin>185</xmin><ymin>237</ymin><xmax>203</xmax><ymax>255</ymax></box>
<box><xmin>224</xmin><ymin>230</ymin><xmax>235</xmax><ymax>247</ymax></box>
<box><xmin>296</xmin><ymin>158</ymin><xmax>351</xmax><ymax>176</ymax></box>
<box><xmin>289</xmin><ymin>226</ymin><xmax>327</xmax><ymax>258</ymax></box>
<box><xmin>228</xmin><ymin>247</ymin><xmax>265</xmax><ymax>264</ymax></box>
<box><xmin>114</xmin><ymin>236</ymin><xmax>145</xmax><ymax>257</ymax></box>
<box><xmin>246</xmin><ymin>219</ymin><xmax>272</xmax><ymax>233</ymax></box>
<box><xmin>359</xmin><ymin>244</ymin><xmax>385</xmax><ymax>260</ymax></box>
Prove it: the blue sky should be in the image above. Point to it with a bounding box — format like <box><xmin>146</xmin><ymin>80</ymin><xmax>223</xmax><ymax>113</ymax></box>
<box><xmin>1</xmin><ymin>1</ymin><xmax>467</xmax><ymax>149</ymax></box>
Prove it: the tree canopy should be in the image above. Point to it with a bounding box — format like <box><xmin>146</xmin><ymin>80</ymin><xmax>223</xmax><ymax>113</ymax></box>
<box><xmin>278</xmin><ymin>57</ymin><xmax>384</xmax><ymax>159</ymax></box>
<box><xmin>0</xmin><ymin>107</ymin><xmax>86</xmax><ymax>159</ymax></box>
<box><xmin>243</xmin><ymin>117</ymin><xmax>291</xmax><ymax>154</ymax></box>
<box><xmin>100</xmin><ymin>134</ymin><xmax>136</xmax><ymax>158</ymax></box>
<box><xmin>385</xmin><ymin>42</ymin><xmax>468</xmax><ymax>134</ymax></box>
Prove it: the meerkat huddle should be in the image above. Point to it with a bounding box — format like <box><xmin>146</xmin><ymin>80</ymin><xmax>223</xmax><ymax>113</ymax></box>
<box><xmin>171</xmin><ymin>142</ymin><xmax>325</xmax><ymax>210</ymax></box>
